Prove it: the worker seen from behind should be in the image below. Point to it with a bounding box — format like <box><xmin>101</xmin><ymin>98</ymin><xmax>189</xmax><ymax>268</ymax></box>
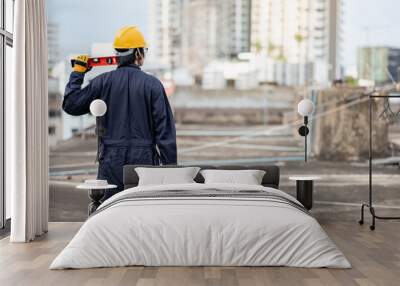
<box><xmin>62</xmin><ymin>26</ymin><xmax>177</xmax><ymax>200</ymax></box>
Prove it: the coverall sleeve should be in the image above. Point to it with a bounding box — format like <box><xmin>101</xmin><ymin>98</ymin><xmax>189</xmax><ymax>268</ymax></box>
<box><xmin>151</xmin><ymin>81</ymin><xmax>177</xmax><ymax>165</ymax></box>
<box><xmin>62</xmin><ymin>72</ymin><xmax>101</xmax><ymax>116</ymax></box>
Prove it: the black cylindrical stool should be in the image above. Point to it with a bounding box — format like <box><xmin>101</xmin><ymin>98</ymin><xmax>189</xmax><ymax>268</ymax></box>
<box><xmin>289</xmin><ymin>176</ymin><xmax>321</xmax><ymax>210</ymax></box>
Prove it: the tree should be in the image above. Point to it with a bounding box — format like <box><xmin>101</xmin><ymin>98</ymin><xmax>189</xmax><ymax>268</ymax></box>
<box><xmin>253</xmin><ymin>41</ymin><xmax>262</xmax><ymax>54</ymax></box>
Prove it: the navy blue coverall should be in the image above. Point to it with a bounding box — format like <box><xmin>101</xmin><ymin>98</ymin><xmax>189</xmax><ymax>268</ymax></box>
<box><xmin>63</xmin><ymin>64</ymin><xmax>177</xmax><ymax>200</ymax></box>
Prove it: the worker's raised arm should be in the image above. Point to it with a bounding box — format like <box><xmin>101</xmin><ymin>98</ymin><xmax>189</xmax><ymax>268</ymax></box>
<box><xmin>63</xmin><ymin>55</ymin><xmax>101</xmax><ymax>116</ymax></box>
<box><xmin>151</xmin><ymin>79</ymin><xmax>177</xmax><ymax>165</ymax></box>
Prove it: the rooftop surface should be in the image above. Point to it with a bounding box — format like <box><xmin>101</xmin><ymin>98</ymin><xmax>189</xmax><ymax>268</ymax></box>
<box><xmin>49</xmin><ymin>123</ymin><xmax>400</xmax><ymax>223</ymax></box>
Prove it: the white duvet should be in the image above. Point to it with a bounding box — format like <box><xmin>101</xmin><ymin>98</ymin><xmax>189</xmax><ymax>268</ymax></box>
<box><xmin>50</xmin><ymin>183</ymin><xmax>350</xmax><ymax>269</ymax></box>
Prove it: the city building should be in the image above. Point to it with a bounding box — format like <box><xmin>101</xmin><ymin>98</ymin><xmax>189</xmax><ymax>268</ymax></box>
<box><xmin>48</xmin><ymin>77</ymin><xmax>63</xmax><ymax>146</ymax></box>
<box><xmin>48</xmin><ymin>21</ymin><xmax>63</xmax><ymax>145</ymax></box>
<box><xmin>250</xmin><ymin>0</ymin><xmax>343</xmax><ymax>86</ymax></box>
<box><xmin>218</xmin><ymin>0</ymin><xmax>251</xmax><ymax>58</ymax></box>
<box><xmin>357</xmin><ymin>47</ymin><xmax>400</xmax><ymax>85</ymax></box>
<box><xmin>148</xmin><ymin>0</ymin><xmax>252</xmax><ymax>77</ymax></box>
<box><xmin>148</xmin><ymin>0</ymin><xmax>184</xmax><ymax>69</ymax></box>
<box><xmin>47</xmin><ymin>22</ymin><xmax>60</xmax><ymax>70</ymax></box>
<box><xmin>202</xmin><ymin>59</ymin><xmax>259</xmax><ymax>90</ymax></box>
<box><xmin>180</xmin><ymin>0</ymin><xmax>219</xmax><ymax>76</ymax></box>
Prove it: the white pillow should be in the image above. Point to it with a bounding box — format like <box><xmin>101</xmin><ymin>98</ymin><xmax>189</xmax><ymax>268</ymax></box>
<box><xmin>200</xmin><ymin>169</ymin><xmax>266</xmax><ymax>185</ymax></box>
<box><xmin>135</xmin><ymin>167</ymin><xmax>201</xmax><ymax>186</ymax></box>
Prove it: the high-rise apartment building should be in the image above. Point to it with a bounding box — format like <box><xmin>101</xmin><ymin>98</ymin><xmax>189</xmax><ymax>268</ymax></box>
<box><xmin>148</xmin><ymin>0</ymin><xmax>167</xmax><ymax>66</ymax></box>
<box><xmin>221</xmin><ymin>0</ymin><xmax>251</xmax><ymax>58</ymax></box>
<box><xmin>149</xmin><ymin>0</ymin><xmax>341</xmax><ymax>85</ymax></box>
<box><xmin>149</xmin><ymin>0</ymin><xmax>251</xmax><ymax>76</ymax></box>
<box><xmin>148</xmin><ymin>0</ymin><xmax>184</xmax><ymax>69</ymax></box>
<box><xmin>251</xmin><ymin>0</ymin><xmax>342</xmax><ymax>84</ymax></box>
<box><xmin>47</xmin><ymin>22</ymin><xmax>60</xmax><ymax>70</ymax></box>
<box><xmin>358</xmin><ymin>47</ymin><xmax>400</xmax><ymax>85</ymax></box>
<box><xmin>181</xmin><ymin>0</ymin><xmax>219</xmax><ymax>75</ymax></box>
<box><xmin>48</xmin><ymin>77</ymin><xmax>63</xmax><ymax>146</ymax></box>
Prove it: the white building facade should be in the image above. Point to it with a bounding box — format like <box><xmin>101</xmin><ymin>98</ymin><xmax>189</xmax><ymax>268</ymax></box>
<box><xmin>148</xmin><ymin>0</ymin><xmax>184</xmax><ymax>69</ymax></box>
<box><xmin>149</xmin><ymin>0</ymin><xmax>342</xmax><ymax>86</ymax></box>
<box><xmin>47</xmin><ymin>22</ymin><xmax>60</xmax><ymax>70</ymax></box>
<box><xmin>250</xmin><ymin>0</ymin><xmax>342</xmax><ymax>86</ymax></box>
<box><xmin>48</xmin><ymin>77</ymin><xmax>64</xmax><ymax>146</ymax></box>
<box><xmin>149</xmin><ymin>0</ymin><xmax>252</xmax><ymax>76</ymax></box>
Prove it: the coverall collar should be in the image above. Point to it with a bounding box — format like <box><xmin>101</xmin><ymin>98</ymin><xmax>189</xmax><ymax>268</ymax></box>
<box><xmin>118</xmin><ymin>63</ymin><xmax>141</xmax><ymax>70</ymax></box>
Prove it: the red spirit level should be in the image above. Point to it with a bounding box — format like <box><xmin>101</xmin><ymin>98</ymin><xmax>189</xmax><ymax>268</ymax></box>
<box><xmin>71</xmin><ymin>56</ymin><xmax>119</xmax><ymax>69</ymax></box>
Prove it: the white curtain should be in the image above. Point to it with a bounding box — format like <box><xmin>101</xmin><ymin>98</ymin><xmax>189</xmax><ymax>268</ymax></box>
<box><xmin>7</xmin><ymin>0</ymin><xmax>49</xmax><ymax>242</ymax></box>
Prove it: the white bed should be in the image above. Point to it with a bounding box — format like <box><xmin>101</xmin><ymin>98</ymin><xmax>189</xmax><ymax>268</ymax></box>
<box><xmin>50</xmin><ymin>183</ymin><xmax>351</xmax><ymax>269</ymax></box>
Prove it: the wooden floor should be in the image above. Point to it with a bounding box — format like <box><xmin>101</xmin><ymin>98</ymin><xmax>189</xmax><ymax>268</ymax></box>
<box><xmin>0</xmin><ymin>221</ymin><xmax>399</xmax><ymax>286</ymax></box>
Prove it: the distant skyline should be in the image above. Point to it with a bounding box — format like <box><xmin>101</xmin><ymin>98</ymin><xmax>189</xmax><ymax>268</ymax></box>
<box><xmin>47</xmin><ymin>0</ymin><xmax>400</xmax><ymax>74</ymax></box>
<box><xmin>343</xmin><ymin>0</ymin><xmax>400</xmax><ymax>75</ymax></box>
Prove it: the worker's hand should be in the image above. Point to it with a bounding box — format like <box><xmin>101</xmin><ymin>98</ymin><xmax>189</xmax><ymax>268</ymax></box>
<box><xmin>72</xmin><ymin>55</ymin><xmax>91</xmax><ymax>73</ymax></box>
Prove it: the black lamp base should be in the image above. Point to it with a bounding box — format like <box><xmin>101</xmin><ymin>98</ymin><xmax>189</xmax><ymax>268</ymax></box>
<box><xmin>298</xmin><ymin>126</ymin><xmax>309</xmax><ymax>136</ymax></box>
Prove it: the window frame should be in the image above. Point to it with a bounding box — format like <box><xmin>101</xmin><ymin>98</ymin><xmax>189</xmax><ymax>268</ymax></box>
<box><xmin>0</xmin><ymin>0</ymin><xmax>13</xmax><ymax>230</ymax></box>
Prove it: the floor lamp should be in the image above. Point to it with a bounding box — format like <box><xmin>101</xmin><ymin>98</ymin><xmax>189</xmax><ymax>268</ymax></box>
<box><xmin>297</xmin><ymin>99</ymin><xmax>315</xmax><ymax>162</ymax></box>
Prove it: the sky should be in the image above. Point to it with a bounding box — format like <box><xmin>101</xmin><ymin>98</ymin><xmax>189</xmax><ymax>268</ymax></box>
<box><xmin>47</xmin><ymin>0</ymin><xmax>149</xmax><ymax>57</ymax></box>
<box><xmin>47</xmin><ymin>0</ymin><xmax>400</xmax><ymax>74</ymax></box>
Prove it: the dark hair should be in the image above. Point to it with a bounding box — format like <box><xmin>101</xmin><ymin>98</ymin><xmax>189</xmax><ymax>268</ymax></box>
<box><xmin>115</xmin><ymin>48</ymin><xmax>145</xmax><ymax>66</ymax></box>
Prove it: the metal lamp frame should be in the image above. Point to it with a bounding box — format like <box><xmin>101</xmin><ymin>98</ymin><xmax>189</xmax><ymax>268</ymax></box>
<box><xmin>359</xmin><ymin>93</ymin><xmax>400</xmax><ymax>230</ymax></box>
<box><xmin>298</xmin><ymin>116</ymin><xmax>310</xmax><ymax>162</ymax></box>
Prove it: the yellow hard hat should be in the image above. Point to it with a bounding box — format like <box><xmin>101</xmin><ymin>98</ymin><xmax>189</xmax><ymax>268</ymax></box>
<box><xmin>113</xmin><ymin>26</ymin><xmax>147</xmax><ymax>49</ymax></box>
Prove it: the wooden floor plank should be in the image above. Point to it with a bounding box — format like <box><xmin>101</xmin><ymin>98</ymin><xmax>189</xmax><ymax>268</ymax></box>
<box><xmin>0</xmin><ymin>222</ymin><xmax>400</xmax><ymax>286</ymax></box>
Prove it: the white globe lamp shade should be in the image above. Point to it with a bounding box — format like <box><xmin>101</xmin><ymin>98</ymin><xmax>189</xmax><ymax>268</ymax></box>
<box><xmin>90</xmin><ymin>99</ymin><xmax>107</xmax><ymax>117</ymax></box>
<box><xmin>297</xmin><ymin>99</ymin><xmax>315</xmax><ymax>117</ymax></box>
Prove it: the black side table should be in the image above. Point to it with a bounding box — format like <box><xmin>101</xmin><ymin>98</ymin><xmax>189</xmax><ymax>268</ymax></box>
<box><xmin>77</xmin><ymin>183</ymin><xmax>117</xmax><ymax>216</ymax></box>
<box><xmin>289</xmin><ymin>176</ymin><xmax>321</xmax><ymax>210</ymax></box>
